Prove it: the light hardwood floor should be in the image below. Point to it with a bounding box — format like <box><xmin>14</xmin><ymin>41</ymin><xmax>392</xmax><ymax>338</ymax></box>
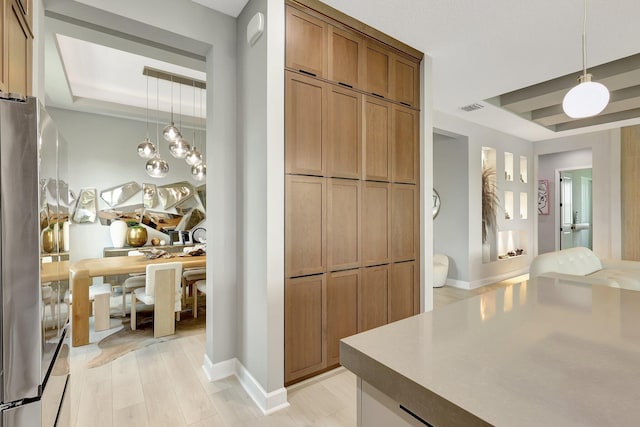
<box><xmin>69</xmin><ymin>275</ymin><xmax>528</xmax><ymax>427</ymax></box>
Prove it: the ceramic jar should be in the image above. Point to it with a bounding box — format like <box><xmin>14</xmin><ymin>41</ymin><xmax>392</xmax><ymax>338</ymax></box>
<box><xmin>109</xmin><ymin>220</ymin><xmax>128</xmax><ymax>248</ymax></box>
<box><xmin>42</xmin><ymin>228</ymin><xmax>55</xmax><ymax>253</ymax></box>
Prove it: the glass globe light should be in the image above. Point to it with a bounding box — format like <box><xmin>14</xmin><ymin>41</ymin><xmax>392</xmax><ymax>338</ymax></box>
<box><xmin>162</xmin><ymin>122</ymin><xmax>181</xmax><ymax>142</ymax></box>
<box><xmin>191</xmin><ymin>163</ymin><xmax>206</xmax><ymax>181</ymax></box>
<box><xmin>145</xmin><ymin>156</ymin><xmax>169</xmax><ymax>178</ymax></box>
<box><xmin>185</xmin><ymin>147</ymin><xmax>203</xmax><ymax>166</ymax></box>
<box><xmin>562</xmin><ymin>74</ymin><xmax>610</xmax><ymax>119</ymax></box>
<box><xmin>169</xmin><ymin>137</ymin><xmax>191</xmax><ymax>159</ymax></box>
<box><xmin>137</xmin><ymin>138</ymin><xmax>156</xmax><ymax>159</ymax></box>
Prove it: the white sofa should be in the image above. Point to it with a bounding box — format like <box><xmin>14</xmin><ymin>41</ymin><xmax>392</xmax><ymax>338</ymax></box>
<box><xmin>433</xmin><ymin>254</ymin><xmax>449</xmax><ymax>288</ymax></box>
<box><xmin>529</xmin><ymin>247</ymin><xmax>640</xmax><ymax>291</ymax></box>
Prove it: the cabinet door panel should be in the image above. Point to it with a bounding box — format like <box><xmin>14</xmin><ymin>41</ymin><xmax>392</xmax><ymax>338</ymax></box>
<box><xmin>392</xmin><ymin>54</ymin><xmax>420</xmax><ymax>107</ymax></box>
<box><xmin>389</xmin><ymin>261</ymin><xmax>416</xmax><ymax>322</ymax></box>
<box><xmin>327</xmin><ymin>269</ymin><xmax>358</xmax><ymax>366</ymax></box>
<box><xmin>362</xmin><ymin>182</ymin><xmax>391</xmax><ymax>266</ymax></box>
<box><xmin>363</xmin><ymin>96</ymin><xmax>392</xmax><ymax>182</ymax></box>
<box><xmin>285</xmin><ymin>6</ymin><xmax>327</xmax><ymax>78</ymax></box>
<box><xmin>327</xmin><ymin>86</ymin><xmax>361</xmax><ymax>178</ymax></box>
<box><xmin>359</xmin><ymin>265</ymin><xmax>389</xmax><ymax>332</ymax></box>
<box><xmin>7</xmin><ymin>0</ymin><xmax>32</xmax><ymax>97</ymax></box>
<box><xmin>285</xmin><ymin>71</ymin><xmax>326</xmax><ymax>175</ymax></box>
<box><xmin>285</xmin><ymin>176</ymin><xmax>326</xmax><ymax>277</ymax></box>
<box><xmin>328</xmin><ymin>25</ymin><xmax>363</xmax><ymax>89</ymax></box>
<box><xmin>327</xmin><ymin>179</ymin><xmax>360</xmax><ymax>271</ymax></box>
<box><xmin>365</xmin><ymin>41</ymin><xmax>391</xmax><ymax>98</ymax></box>
<box><xmin>285</xmin><ymin>274</ymin><xmax>326</xmax><ymax>383</ymax></box>
<box><xmin>391</xmin><ymin>184</ymin><xmax>417</xmax><ymax>262</ymax></box>
<box><xmin>392</xmin><ymin>105</ymin><xmax>418</xmax><ymax>184</ymax></box>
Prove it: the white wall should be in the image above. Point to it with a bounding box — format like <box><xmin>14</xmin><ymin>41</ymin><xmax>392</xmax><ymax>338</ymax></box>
<box><xmin>433</xmin><ymin>133</ymin><xmax>469</xmax><ymax>281</ymax></box>
<box><xmin>534</xmin><ymin>129</ymin><xmax>621</xmax><ymax>259</ymax></box>
<box><xmin>434</xmin><ymin>111</ymin><xmax>535</xmax><ymax>288</ymax></box>
<box><xmin>420</xmin><ymin>56</ymin><xmax>434</xmax><ymax>312</ymax></box>
<box><xmin>49</xmin><ymin>107</ymin><xmax>199</xmax><ymax>261</ymax></box>
<box><xmin>537</xmin><ymin>148</ymin><xmax>592</xmax><ymax>254</ymax></box>
<box><xmin>236</xmin><ymin>0</ymin><xmax>286</xmax><ymax>406</ymax></box>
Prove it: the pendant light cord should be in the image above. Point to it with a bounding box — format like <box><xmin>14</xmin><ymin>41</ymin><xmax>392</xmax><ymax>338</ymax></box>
<box><xmin>193</xmin><ymin>80</ymin><xmax>197</xmax><ymax>150</ymax></box>
<box><xmin>200</xmin><ymin>87</ymin><xmax>205</xmax><ymax>158</ymax></box>
<box><xmin>582</xmin><ymin>0</ymin><xmax>587</xmax><ymax>77</ymax></box>
<box><xmin>170</xmin><ymin>76</ymin><xmax>174</xmax><ymax>123</ymax></box>
<box><xmin>156</xmin><ymin>77</ymin><xmax>160</xmax><ymax>156</ymax></box>
<box><xmin>145</xmin><ymin>74</ymin><xmax>150</xmax><ymax>139</ymax></box>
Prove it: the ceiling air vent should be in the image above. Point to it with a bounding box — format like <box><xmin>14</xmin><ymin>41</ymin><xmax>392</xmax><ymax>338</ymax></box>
<box><xmin>460</xmin><ymin>103</ymin><xmax>484</xmax><ymax>112</ymax></box>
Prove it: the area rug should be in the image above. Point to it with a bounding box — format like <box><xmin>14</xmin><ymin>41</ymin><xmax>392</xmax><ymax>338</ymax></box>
<box><xmin>86</xmin><ymin>311</ymin><xmax>205</xmax><ymax>368</ymax></box>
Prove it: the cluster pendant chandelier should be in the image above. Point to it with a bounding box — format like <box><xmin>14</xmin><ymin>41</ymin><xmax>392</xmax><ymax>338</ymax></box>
<box><xmin>562</xmin><ymin>0</ymin><xmax>610</xmax><ymax>119</ymax></box>
<box><xmin>137</xmin><ymin>67</ymin><xmax>207</xmax><ymax>181</ymax></box>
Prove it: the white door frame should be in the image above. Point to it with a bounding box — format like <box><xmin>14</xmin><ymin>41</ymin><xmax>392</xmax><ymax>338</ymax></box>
<box><xmin>554</xmin><ymin>165</ymin><xmax>592</xmax><ymax>251</ymax></box>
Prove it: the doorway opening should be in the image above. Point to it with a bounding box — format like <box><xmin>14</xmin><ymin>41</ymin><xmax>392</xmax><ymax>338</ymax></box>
<box><xmin>559</xmin><ymin>168</ymin><xmax>593</xmax><ymax>250</ymax></box>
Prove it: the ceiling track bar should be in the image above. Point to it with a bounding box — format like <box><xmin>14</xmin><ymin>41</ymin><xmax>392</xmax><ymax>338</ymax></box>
<box><xmin>143</xmin><ymin>66</ymin><xmax>206</xmax><ymax>89</ymax></box>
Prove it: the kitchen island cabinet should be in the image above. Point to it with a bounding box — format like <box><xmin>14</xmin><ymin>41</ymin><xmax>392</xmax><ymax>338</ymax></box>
<box><xmin>341</xmin><ymin>277</ymin><xmax>640</xmax><ymax>426</ymax></box>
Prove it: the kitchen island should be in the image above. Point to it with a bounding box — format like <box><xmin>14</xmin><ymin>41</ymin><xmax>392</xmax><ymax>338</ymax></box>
<box><xmin>340</xmin><ymin>277</ymin><xmax>640</xmax><ymax>426</ymax></box>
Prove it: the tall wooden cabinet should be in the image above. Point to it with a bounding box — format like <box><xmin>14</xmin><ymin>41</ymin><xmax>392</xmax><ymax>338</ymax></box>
<box><xmin>284</xmin><ymin>0</ymin><xmax>422</xmax><ymax>385</ymax></box>
<box><xmin>1</xmin><ymin>0</ymin><xmax>33</xmax><ymax>96</ymax></box>
<box><xmin>328</xmin><ymin>25</ymin><xmax>363</xmax><ymax>89</ymax></box>
<box><xmin>327</xmin><ymin>85</ymin><xmax>361</xmax><ymax>178</ymax></box>
<box><xmin>285</xmin><ymin>175</ymin><xmax>326</xmax><ymax>277</ymax></box>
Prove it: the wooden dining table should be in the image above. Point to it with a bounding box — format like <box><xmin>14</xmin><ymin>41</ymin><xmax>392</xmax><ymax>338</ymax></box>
<box><xmin>41</xmin><ymin>260</ymin><xmax>70</xmax><ymax>283</ymax></box>
<box><xmin>69</xmin><ymin>254</ymin><xmax>206</xmax><ymax>346</ymax></box>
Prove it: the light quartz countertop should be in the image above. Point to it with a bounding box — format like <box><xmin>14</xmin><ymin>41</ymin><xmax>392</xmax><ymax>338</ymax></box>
<box><xmin>340</xmin><ymin>277</ymin><xmax>640</xmax><ymax>427</ymax></box>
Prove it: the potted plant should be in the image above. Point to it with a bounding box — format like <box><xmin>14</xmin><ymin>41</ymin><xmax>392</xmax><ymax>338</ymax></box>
<box><xmin>482</xmin><ymin>167</ymin><xmax>499</xmax><ymax>244</ymax></box>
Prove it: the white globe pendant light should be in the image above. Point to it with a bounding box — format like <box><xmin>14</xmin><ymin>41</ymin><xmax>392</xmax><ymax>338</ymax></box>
<box><xmin>562</xmin><ymin>74</ymin><xmax>609</xmax><ymax>118</ymax></box>
<box><xmin>562</xmin><ymin>0</ymin><xmax>609</xmax><ymax>119</ymax></box>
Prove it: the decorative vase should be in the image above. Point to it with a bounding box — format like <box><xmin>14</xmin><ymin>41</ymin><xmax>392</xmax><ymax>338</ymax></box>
<box><xmin>54</xmin><ymin>223</ymin><xmax>63</xmax><ymax>252</ymax></box>
<box><xmin>127</xmin><ymin>225</ymin><xmax>148</xmax><ymax>247</ymax></box>
<box><xmin>109</xmin><ymin>220</ymin><xmax>128</xmax><ymax>248</ymax></box>
<box><xmin>62</xmin><ymin>221</ymin><xmax>70</xmax><ymax>252</ymax></box>
<box><xmin>42</xmin><ymin>228</ymin><xmax>55</xmax><ymax>253</ymax></box>
<box><xmin>482</xmin><ymin>242</ymin><xmax>490</xmax><ymax>263</ymax></box>
<box><xmin>53</xmin><ymin>222</ymin><xmax>62</xmax><ymax>252</ymax></box>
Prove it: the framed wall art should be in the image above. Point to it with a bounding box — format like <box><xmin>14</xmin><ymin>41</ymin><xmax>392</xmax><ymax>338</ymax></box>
<box><xmin>538</xmin><ymin>179</ymin><xmax>550</xmax><ymax>215</ymax></box>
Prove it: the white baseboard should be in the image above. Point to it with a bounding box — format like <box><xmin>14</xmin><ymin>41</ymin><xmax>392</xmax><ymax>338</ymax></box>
<box><xmin>202</xmin><ymin>354</ymin><xmax>235</xmax><ymax>382</ymax></box>
<box><xmin>468</xmin><ymin>267</ymin><xmax>529</xmax><ymax>289</ymax></box>
<box><xmin>234</xmin><ymin>360</ymin><xmax>289</xmax><ymax>415</ymax></box>
<box><xmin>445</xmin><ymin>278</ymin><xmax>471</xmax><ymax>289</ymax></box>
<box><xmin>443</xmin><ymin>268</ymin><xmax>530</xmax><ymax>290</ymax></box>
<box><xmin>202</xmin><ymin>355</ymin><xmax>289</xmax><ymax>415</ymax></box>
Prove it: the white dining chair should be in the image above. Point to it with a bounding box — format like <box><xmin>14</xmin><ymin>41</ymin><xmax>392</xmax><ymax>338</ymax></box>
<box><xmin>182</xmin><ymin>267</ymin><xmax>206</xmax><ymax>308</ymax></box>
<box><xmin>192</xmin><ymin>279</ymin><xmax>206</xmax><ymax>318</ymax></box>
<box><xmin>131</xmin><ymin>262</ymin><xmax>183</xmax><ymax>338</ymax></box>
<box><xmin>121</xmin><ymin>250</ymin><xmax>146</xmax><ymax>316</ymax></box>
<box><xmin>64</xmin><ymin>282</ymin><xmax>112</xmax><ymax>332</ymax></box>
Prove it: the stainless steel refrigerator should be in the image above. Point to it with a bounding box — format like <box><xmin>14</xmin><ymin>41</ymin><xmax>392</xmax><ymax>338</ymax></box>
<box><xmin>0</xmin><ymin>95</ymin><xmax>70</xmax><ymax>426</ymax></box>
